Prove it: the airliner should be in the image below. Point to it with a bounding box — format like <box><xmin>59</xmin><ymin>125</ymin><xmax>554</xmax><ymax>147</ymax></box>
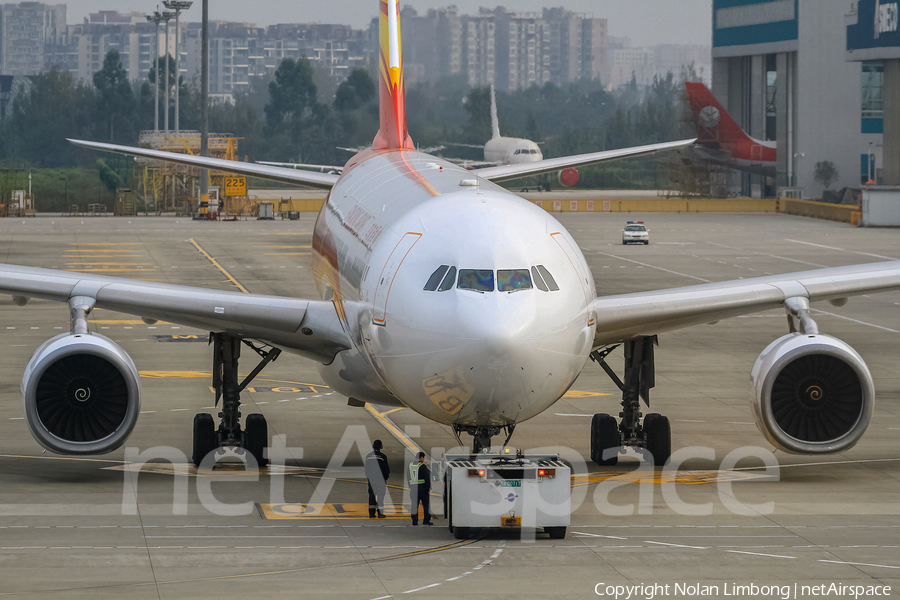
<box><xmin>447</xmin><ymin>84</ymin><xmax>581</xmax><ymax>188</ymax></box>
<box><xmin>1</xmin><ymin>0</ymin><xmax>898</xmax><ymax>469</ymax></box>
<box><xmin>685</xmin><ymin>81</ymin><xmax>777</xmax><ymax>172</ymax></box>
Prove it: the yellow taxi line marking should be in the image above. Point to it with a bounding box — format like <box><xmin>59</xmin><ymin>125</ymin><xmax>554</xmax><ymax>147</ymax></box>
<box><xmin>0</xmin><ymin>454</ymin><xmax>124</xmax><ymax>464</ymax></box>
<box><xmin>92</xmin><ymin>320</ymin><xmax>171</xmax><ymax>325</ymax></box>
<box><xmin>364</xmin><ymin>404</ymin><xmax>421</xmax><ymax>456</ymax></box>
<box><xmin>66</xmin><ymin>269</ymin><xmax>158</xmax><ymax>273</ymax></box>
<box><xmin>188</xmin><ymin>238</ymin><xmax>249</xmax><ymax>294</ymax></box>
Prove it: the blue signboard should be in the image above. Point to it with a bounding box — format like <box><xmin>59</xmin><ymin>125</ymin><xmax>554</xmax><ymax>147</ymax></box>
<box><xmin>848</xmin><ymin>0</ymin><xmax>900</xmax><ymax>51</ymax></box>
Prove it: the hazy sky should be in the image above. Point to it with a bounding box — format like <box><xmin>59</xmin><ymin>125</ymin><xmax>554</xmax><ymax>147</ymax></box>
<box><xmin>69</xmin><ymin>1</ymin><xmax>712</xmax><ymax>47</ymax></box>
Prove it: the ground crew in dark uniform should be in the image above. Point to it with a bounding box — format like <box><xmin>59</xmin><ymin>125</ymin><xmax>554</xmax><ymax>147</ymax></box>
<box><xmin>365</xmin><ymin>440</ymin><xmax>390</xmax><ymax>518</ymax></box>
<box><xmin>407</xmin><ymin>452</ymin><xmax>433</xmax><ymax>526</ymax></box>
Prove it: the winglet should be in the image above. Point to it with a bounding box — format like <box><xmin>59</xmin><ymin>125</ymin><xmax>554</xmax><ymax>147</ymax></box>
<box><xmin>490</xmin><ymin>84</ymin><xmax>501</xmax><ymax>140</ymax></box>
<box><xmin>372</xmin><ymin>0</ymin><xmax>414</xmax><ymax>151</ymax></box>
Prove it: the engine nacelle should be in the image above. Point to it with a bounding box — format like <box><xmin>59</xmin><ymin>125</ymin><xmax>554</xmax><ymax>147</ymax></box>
<box><xmin>22</xmin><ymin>333</ymin><xmax>141</xmax><ymax>455</ymax></box>
<box><xmin>558</xmin><ymin>168</ymin><xmax>579</xmax><ymax>188</ymax></box>
<box><xmin>750</xmin><ymin>333</ymin><xmax>874</xmax><ymax>454</ymax></box>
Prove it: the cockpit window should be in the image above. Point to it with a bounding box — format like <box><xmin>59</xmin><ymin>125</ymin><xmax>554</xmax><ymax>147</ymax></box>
<box><xmin>531</xmin><ymin>266</ymin><xmax>548</xmax><ymax>291</ymax></box>
<box><xmin>438</xmin><ymin>266</ymin><xmax>457</xmax><ymax>292</ymax></box>
<box><xmin>535</xmin><ymin>265</ymin><xmax>559</xmax><ymax>291</ymax></box>
<box><xmin>457</xmin><ymin>269</ymin><xmax>494</xmax><ymax>292</ymax></box>
<box><xmin>424</xmin><ymin>265</ymin><xmax>450</xmax><ymax>291</ymax></box>
<box><xmin>497</xmin><ymin>269</ymin><xmax>532</xmax><ymax>292</ymax></box>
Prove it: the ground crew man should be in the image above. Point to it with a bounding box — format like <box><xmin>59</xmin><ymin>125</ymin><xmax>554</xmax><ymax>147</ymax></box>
<box><xmin>407</xmin><ymin>452</ymin><xmax>432</xmax><ymax>526</ymax></box>
<box><xmin>365</xmin><ymin>440</ymin><xmax>390</xmax><ymax>518</ymax></box>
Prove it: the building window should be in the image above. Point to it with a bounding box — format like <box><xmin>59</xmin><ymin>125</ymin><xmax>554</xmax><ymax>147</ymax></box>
<box><xmin>861</xmin><ymin>60</ymin><xmax>884</xmax><ymax>134</ymax></box>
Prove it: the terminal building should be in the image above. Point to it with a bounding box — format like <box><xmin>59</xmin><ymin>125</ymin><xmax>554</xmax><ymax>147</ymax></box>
<box><xmin>710</xmin><ymin>0</ymin><xmax>896</xmax><ymax>200</ymax></box>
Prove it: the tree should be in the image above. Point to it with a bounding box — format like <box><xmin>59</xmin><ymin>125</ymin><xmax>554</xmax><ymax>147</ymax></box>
<box><xmin>93</xmin><ymin>50</ymin><xmax>135</xmax><ymax>142</ymax></box>
<box><xmin>5</xmin><ymin>66</ymin><xmax>96</xmax><ymax>167</ymax></box>
<box><xmin>97</xmin><ymin>158</ymin><xmax>120</xmax><ymax>191</ymax></box>
<box><xmin>264</xmin><ymin>57</ymin><xmax>321</xmax><ymax>158</ymax></box>
<box><xmin>814</xmin><ymin>161</ymin><xmax>839</xmax><ymax>190</ymax></box>
<box><xmin>334</xmin><ymin>68</ymin><xmax>376</xmax><ymax>112</ymax></box>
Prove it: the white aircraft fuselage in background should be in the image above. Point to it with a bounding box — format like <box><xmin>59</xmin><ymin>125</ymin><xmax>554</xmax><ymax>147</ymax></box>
<box><xmin>314</xmin><ymin>150</ymin><xmax>593</xmax><ymax>428</ymax></box>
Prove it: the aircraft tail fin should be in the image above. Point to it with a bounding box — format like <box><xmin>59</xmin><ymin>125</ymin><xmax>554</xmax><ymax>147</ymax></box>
<box><xmin>684</xmin><ymin>82</ymin><xmax>753</xmax><ymax>148</ymax></box>
<box><xmin>373</xmin><ymin>0</ymin><xmax>414</xmax><ymax>150</ymax></box>
<box><xmin>490</xmin><ymin>84</ymin><xmax>501</xmax><ymax>140</ymax></box>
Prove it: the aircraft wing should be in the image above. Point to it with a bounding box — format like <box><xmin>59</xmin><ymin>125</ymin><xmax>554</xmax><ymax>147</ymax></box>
<box><xmin>0</xmin><ymin>264</ymin><xmax>351</xmax><ymax>363</ymax></box>
<box><xmin>476</xmin><ymin>138</ymin><xmax>696</xmax><ymax>182</ymax></box>
<box><xmin>592</xmin><ymin>261</ymin><xmax>900</xmax><ymax>347</ymax></box>
<box><xmin>258</xmin><ymin>161</ymin><xmax>344</xmax><ymax>174</ymax></box>
<box><xmin>69</xmin><ymin>139</ymin><xmax>340</xmax><ymax>190</ymax></box>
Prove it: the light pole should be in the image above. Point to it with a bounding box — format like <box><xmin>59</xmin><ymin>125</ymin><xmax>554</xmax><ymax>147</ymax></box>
<box><xmin>163</xmin><ymin>1</ymin><xmax>192</xmax><ymax>134</ymax></box>
<box><xmin>146</xmin><ymin>12</ymin><xmax>163</xmax><ymax>132</ymax></box>
<box><xmin>200</xmin><ymin>0</ymin><xmax>209</xmax><ymax>208</ymax></box>
<box><xmin>161</xmin><ymin>10</ymin><xmax>175</xmax><ymax>134</ymax></box>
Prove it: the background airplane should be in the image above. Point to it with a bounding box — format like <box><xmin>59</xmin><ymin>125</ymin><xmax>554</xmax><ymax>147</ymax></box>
<box><xmin>1</xmin><ymin>0</ymin><xmax>898</xmax><ymax>472</ymax></box>
<box><xmin>684</xmin><ymin>81</ymin><xmax>777</xmax><ymax>173</ymax></box>
<box><xmin>446</xmin><ymin>84</ymin><xmax>581</xmax><ymax>188</ymax></box>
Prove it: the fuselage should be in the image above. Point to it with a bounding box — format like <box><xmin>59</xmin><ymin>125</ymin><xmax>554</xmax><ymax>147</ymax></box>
<box><xmin>484</xmin><ymin>137</ymin><xmax>543</xmax><ymax>166</ymax></box>
<box><xmin>310</xmin><ymin>149</ymin><xmax>595</xmax><ymax>429</ymax></box>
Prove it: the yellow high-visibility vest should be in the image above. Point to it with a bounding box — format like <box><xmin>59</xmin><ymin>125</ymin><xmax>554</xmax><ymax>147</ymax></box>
<box><xmin>408</xmin><ymin>462</ymin><xmax>424</xmax><ymax>484</ymax></box>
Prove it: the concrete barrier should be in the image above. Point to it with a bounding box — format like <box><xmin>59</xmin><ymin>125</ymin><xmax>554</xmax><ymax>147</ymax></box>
<box><xmin>778</xmin><ymin>198</ymin><xmax>858</xmax><ymax>224</ymax></box>
<box><xmin>528</xmin><ymin>198</ymin><xmax>778</xmax><ymax>213</ymax></box>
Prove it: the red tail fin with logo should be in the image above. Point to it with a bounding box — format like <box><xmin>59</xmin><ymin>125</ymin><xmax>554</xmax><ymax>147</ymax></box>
<box><xmin>373</xmin><ymin>0</ymin><xmax>414</xmax><ymax>150</ymax></box>
<box><xmin>684</xmin><ymin>82</ymin><xmax>753</xmax><ymax>149</ymax></box>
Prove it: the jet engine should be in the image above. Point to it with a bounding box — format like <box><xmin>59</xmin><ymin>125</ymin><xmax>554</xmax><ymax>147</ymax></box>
<box><xmin>558</xmin><ymin>168</ymin><xmax>579</xmax><ymax>188</ymax></box>
<box><xmin>750</xmin><ymin>333</ymin><xmax>874</xmax><ymax>454</ymax></box>
<box><xmin>22</xmin><ymin>333</ymin><xmax>141</xmax><ymax>455</ymax></box>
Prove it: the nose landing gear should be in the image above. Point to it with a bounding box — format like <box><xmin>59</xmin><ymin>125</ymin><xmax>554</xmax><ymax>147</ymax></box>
<box><xmin>589</xmin><ymin>336</ymin><xmax>671</xmax><ymax>466</ymax></box>
<box><xmin>452</xmin><ymin>423</ymin><xmax>515</xmax><ymax>454</ymax></box>
<box><xmin>191</xmin><ymin>333</ymin><xmax>282</xmax><ymax>467</ymax></box>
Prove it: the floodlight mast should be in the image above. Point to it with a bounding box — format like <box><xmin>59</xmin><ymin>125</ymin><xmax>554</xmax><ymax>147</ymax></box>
<box><xmin>161</xmin><ymin>10</ymin><xmax>175</xmax><ymax>134</ymax></box>
<box><xmin>162</xmin><ymin>1</ymin><xmax>193</xmax><ymax>134</ymax></box>
<box><xmin>200</xmin><ymin>0</ymin><xmax>209</xmax><ymax>208</ymax></box>
<box><xmin>145</xmin><ymin>11</ymin><xmax>163</xmax><ymax>132</ymax></box>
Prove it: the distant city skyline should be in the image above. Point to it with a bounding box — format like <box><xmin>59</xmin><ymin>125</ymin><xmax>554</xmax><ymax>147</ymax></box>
<box><xmin>67</xmin><ymin>0</ymin><xmax>712</xmax><ymax>47</ymax></box>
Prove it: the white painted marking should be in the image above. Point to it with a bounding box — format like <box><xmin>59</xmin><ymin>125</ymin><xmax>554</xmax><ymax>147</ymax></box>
<box><xmin>404</xmin><ymin>583</ymin><xmax>440</xmax><ymax>593</ymax></box>
<box><xmin>675</xmin><ymin>419</ymin><xmax>706</xmax><ymax>423</ymax></box>
<box><xmin>555</xmin><ymin>413</ymin><xmax>592</xmax><ymax>417</ymax></box>
<box><xmin>733</xmin><ymin>457</ymin><xmax>900</xmax><ymax>471</ymax></box>
<box><xmin>785</xmin><ymin>239</ymin><xmax>899</xmax><ymax>261</ymax></box>
<box><xmin>572</xmin><ymin>531</ymin><xmax>627</xmax><ymax>540</ymax></box>
<box><xmin>811</xmin><ymin>309</ymin><xmax>899</xmax><ymax>333</ymax></box>
<box><xmin>644</xmin><ymin>540</ymin><xmax>707</xmax><ymax>550</ymax></box>
<box><xmin>595</xmin><ymin>251</ymin><xmax>710</xmax><ymax>282</ymax></box>
<box><xmin>9</xmin><ymin>417</ymin><xmax>24</xmax><ymax>420</ymax></box>
<box><xmin>819</xmin><ymin>560</ymin><xmax>900</xmax><ymax>569</ymax></box>
<box><xmin>727</xmin><ymin>550</ymin><xmax>797</xmax><ymax>559</ymax></box>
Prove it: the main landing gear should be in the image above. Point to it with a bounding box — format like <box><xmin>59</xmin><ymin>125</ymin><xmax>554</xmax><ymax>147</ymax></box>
<box><xmin>588</xmin><ymin>336</ymin><xmax>671</xmax><ymax>467</ymax></box>
<box><xmin>191</xmin><ymin>333</ymin><xmax>282</xmax><ymax>468</ymax></box>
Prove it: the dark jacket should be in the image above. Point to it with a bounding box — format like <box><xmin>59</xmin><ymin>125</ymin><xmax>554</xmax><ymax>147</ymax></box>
<box><xmin>365</xmin><ymin>450</ymin><xmax>390</xmax><ymax>486</ymax></box>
